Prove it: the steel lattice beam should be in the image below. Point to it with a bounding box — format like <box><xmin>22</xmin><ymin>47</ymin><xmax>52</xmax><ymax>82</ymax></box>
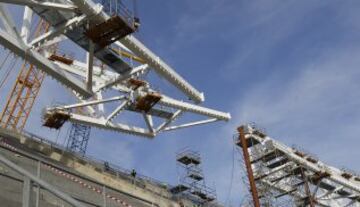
<box><xmin>0</xmin><ymin>0</ymin><xmax>230</xmax><ymax>138</ymax></box>
<box><xmin>0</xmin><ymin>28</ymin><xmax>92</xmax><ymax>97</ymax></box>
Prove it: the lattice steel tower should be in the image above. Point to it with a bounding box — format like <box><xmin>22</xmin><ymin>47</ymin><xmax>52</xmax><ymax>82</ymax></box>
<box><xmin>67</xmin><ymin>123</ymin><xmax>91</xmax><ymax>155</ymax></box>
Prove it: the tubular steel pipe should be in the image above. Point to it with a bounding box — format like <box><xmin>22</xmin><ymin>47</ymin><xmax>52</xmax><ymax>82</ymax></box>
<box><xmin>237</xmin><ymin>126</ymin><xmax>261</xmax><ymax>207</ymax></box>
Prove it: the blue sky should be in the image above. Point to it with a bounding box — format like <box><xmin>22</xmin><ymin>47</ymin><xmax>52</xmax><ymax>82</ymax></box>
<box><xmin>1</xmin><ymin>0</ymin><xmax>360</xmax><ymax>206</ymax></box>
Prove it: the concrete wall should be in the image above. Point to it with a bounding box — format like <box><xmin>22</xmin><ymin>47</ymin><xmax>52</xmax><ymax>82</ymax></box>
<box><xmin>0</xmin><ymin>128</ymin><xmax>216</xmax><ymax>207</ymax></box>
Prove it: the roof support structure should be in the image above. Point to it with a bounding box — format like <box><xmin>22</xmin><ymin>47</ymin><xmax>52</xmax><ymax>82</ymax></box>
<box><xmin>0</xmin><ymin>28</ymin><xmax>92</xmax><ymax>97</ymax></box>
<box><xmin>69</xmin><ymin>0</ymin><xmax>205</xmax><ymax>103</ymax></box>
<box><xmin>0</xmin><ymin>0</ymin><xmax>77</xmax><ymax>11</ymax></box>
<box><xmin>0</xmin><ymin>0</ymin><xmax>231</xmax><ymax>138</ymax></box>
<box><xmin>30</xmin><ymin>14</ymin><xmax>88</xmax><ymax>48</ymax></box>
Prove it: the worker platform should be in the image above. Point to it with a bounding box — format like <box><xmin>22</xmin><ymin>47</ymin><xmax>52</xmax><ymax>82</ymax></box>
<box><xmin>176</xmin><ymin>150</ymin><xmax>201</xmax><ymax>165</ymax></box>
<box><xmin>31</xmin><ymin>0</ymin><xmax>138</xmax><ymax>74</ymax></box>
<box><xmin>191</xmin><ymin>189</ymin><xmax>216</xmax><ymax>202</ymax></box>
<box><xmin>85</xmin><ymin>15</ymin><xmax>136</xmax><ymax>48</ymax></box>
<box><xmin>42</xmin><ymin>110</ymin><xmax>70</xmax><ymax>129</ymax></box>
<box><xmin>170</xmin><ymin>184</ymin><xmax>189</xmax><ymax>194</ymax></box>
<box><xmin>188</xmin><ymin>170</ymin><xmax>204</xmax><ymax>181</ymax></box>
<box><xmin>135</xmin><ymin>92</ymin><xmax>162</xmax><ymax>113</ymax></box>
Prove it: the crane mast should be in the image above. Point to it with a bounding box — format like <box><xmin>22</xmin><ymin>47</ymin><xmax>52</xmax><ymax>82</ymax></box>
<box><xmin>0</xmin><ymin>20</ymin><xmax>49</xmax><ymax>131</ymax></box>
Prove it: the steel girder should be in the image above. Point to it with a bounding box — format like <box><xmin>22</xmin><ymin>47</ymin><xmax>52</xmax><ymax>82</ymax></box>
<box><xmin>46</xmin><ymin>58</ymin><xmax>230</xmax><ymax>138</ymax></box>
<box><xmin>0</xmin><ymin>1</ymin><xmax>230</xmax><ymax>138</ymax></box>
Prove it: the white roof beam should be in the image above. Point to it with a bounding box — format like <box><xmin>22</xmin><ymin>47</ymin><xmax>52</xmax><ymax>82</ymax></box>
<box><xmin>158</xmin><ymin>95</ymin><xmax>231</xmax><ymax>121</ymax></box>
<box><xmin>143</xmin><ymin>113</ymin><xmax>154</xmax><ymax>133</ymax></box>
<box><xmin>0</xmin><ymin>0</ymin><xmax>77</xmax><ymax>11</ymax></box>
<box><xmin>70</xmin><ymin>0</ymin><xmax>205</xmax><ymax>103</ymax></box>
<box><xmin>163</xmin><ymin>118</ymin><xmax>218</xmax><ymax>132</ymax></box>
<box><xmin>86</xmin><ymin>41</ymin><xmax>94</xmax><ymax>92</ymax></box>
<box><xmin>105</xmin><ymin>101</ymin><xmax>128</xmax><ymax>123</ymax></box>
<box><xmin>68</xmin><ymin>113</ymin><xmax>154</xmax><ymax>138</ymax></box>
<box><xmin>30</xmin><ymin>14</ymin><xmax>87</xmax><ymax>48</ymax></box>
<box><xmin>20</xmin><ymin>6</ymin><xmax>33</xmax><ymax>43</ymax></box>
<box><xmin>0</xmin><ymin>28</ymin><xmax>92</xmax><ymax>98</ymax></box>
<box><xmin>121</xmin><ymin>36</ymin><xmax>205</xmax><ymax>103</ymax></box>
<box><xmin>156</xmin><ymin>110</ymin><xmax>183</xmax><ymax>132</ymax></box>
<box><xmin>57</xmin><ymin>96</ymin><xmax>126</xmax><ymax>110</ymax></box>
<box><xmin>95</xmin><ymin>64</ymin><xmax>149</xmax><ymax>92</ymax></box>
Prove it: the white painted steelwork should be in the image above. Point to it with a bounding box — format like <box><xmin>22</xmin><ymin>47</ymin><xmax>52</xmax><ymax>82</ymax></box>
<box><xmin>0</xmin><ymin>0</ymin><xmax>230</xmax><ymax>137</ymax></box>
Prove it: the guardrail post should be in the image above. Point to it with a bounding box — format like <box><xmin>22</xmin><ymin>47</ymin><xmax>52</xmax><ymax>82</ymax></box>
<box><xmin>22</xmin><ymin>177</ymin><xmax>32</xmax><ymax>207</ymax></box>
<box><xmin>35</xmin><ymin>161</ymin><xmax>41</xmax><ymax>207</ymax></box>
<box><xmin>102</xmin><ymin>185</ymin><xmax>107</xmax><ymax>207</ymax></box>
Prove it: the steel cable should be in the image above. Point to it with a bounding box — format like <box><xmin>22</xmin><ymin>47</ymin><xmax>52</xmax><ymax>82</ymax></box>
<box><xmin>0</xmin><ymin>56</ymin><xmax>18</xmax><ymax>89</ymax></box>
<box><xmin>0</xmin><ymin>51</ymin><xmax>11</xmax><ymax>72</ymax></box>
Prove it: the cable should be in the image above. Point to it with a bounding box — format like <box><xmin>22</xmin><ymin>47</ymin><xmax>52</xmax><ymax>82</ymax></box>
<box><xmin>0</xmin><ymin>51</ymin><xmax>11</xmax><ymax>72</ymax></box>
<box><xmin>0</xmin><ymin>56</ymin><xmax>18</xmax><ymax>89</ymax></box>
<box><xmin>63</xmin><ymin>123</ymin><xmax>72</xmax><ymax>148</ymax></box>
<box><xmin>55</xmin><ymin>127</ymin><xmax>62</xmax><ymax>144</ymax></box>
<box><xmin>225</xmin><ymin>136</ymin><xmax>236</xmax><ymax>207</ymax></box>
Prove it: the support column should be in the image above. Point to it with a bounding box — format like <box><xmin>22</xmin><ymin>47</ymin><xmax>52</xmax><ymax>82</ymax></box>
<box><xmin>102</xmin><ymin>185</ymin><xmax>107</xmax><ymax>207</ymax></box>
<box><xmin>87</xmin><ymin>41</ymin><xmax>94</xmax><ymax>92</ymax></box>
<box><xmin>35</xmin><ymin>161</ymin><xmax>41</xmax><ymax>207</ymax></box>
<box><xmin>237</xmin><ymin>126</ymin><xmax>260</xmax><ymax>207</ymax></box>
<box><xmin>22</xmin><ymin>177</ymin><xmax>32</xmax><ymax>207</ymax></box>
<box><xmin>21</xmin><ymin>6</ymin><xmax>33</xmax><ymax>43</ymax></box>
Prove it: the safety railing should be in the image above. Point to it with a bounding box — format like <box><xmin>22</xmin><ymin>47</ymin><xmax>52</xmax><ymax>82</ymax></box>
<box><xmin>23</xmin><ymin>130</ymin><xmax>170</xmax><ymax>190</ymax></box>
<box><xmin>94</xmin><ymin>0</ymin><xmax>137</xmax><ymax>28</ymax></box>
<box><xmin>0</xmin><ymin>152</ymin><xmax>87</xmax><ymax>207</ymax></box>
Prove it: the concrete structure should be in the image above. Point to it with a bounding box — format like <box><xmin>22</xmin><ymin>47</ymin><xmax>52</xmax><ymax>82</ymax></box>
<box><xmin>0</xmin><ymin>127</ymin><xmax>222</xmax><ymax>207</ymax></box>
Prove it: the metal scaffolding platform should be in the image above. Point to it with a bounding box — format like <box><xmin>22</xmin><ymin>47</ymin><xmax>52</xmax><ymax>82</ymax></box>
<box><xmin>172</xmin><ymin>149</ymin><xmax>216</xmax><ymax>203</ymax></box>
<box><xmin>236</xmin><ymin>124</ymin><xmax>360</xmax><ymax>207</ymax></box>
<box><xmin>85</xmin><ymin>15</ymin><xmax>136</xmax><ymax>48</ymax></box>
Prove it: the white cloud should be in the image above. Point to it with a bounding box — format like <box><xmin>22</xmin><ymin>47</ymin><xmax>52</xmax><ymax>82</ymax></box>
<box><xmin>233</xmin><ymin>45</ymin><xmax>360</xmax><ymax>170</ymax></box>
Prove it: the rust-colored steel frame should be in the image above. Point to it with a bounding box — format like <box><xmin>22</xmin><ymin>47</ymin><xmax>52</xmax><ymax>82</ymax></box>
<box><xmin>237</xmin><ymin>126</ymin><xmax>261</xmax><ymax>207</ymax></box>
<box><xmin>0</xmin><ymin>20</ymin><xmax>49</xmax><ymax>131</ymax></box>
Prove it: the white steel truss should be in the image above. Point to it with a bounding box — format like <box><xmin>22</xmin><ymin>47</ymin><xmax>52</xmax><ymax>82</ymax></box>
<box><xmin>237</xmin><ymin>124</ymin><xmax>360</xmax><ymax>207</ymax></box>
<box><xmin>0</xmin><ymin>0</ymin><xmax>230</xmax><ymax>138</ymax></box>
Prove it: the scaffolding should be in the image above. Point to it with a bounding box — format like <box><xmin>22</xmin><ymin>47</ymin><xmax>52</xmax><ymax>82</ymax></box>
<box><xmin>67</xmin><ymin>123</ymin><xmax>91</xmax><ymax>155</ymax></box>
<box><xmin>236</xmin><ymin>124</ymin><xmax>360</xmax><ymax>207</ymax></box>
<box><xmin>171</xmin><ymin>148</ymin><xmax>216</xmax><ymax>203</ymax></box>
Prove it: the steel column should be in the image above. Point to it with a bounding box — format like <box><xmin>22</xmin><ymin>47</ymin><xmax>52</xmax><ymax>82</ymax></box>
<box><xmin>22</xmin><ymin>177</ymin><xmax>32</xmax><ymax>207</ymax></box>
<box><xmin>0</xmin><ymin>153</ymin><xmax>87</xmax><ymax>207</ymax></box>
<box><xmin>237</xmin><ymin>126</ymin><xmax>261</xmax><ymax>207</ymax></box>
<box><xmin>35</xmin><ymin>161</ymin><xmax>41</xmax><ymax>207</ymax></box>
